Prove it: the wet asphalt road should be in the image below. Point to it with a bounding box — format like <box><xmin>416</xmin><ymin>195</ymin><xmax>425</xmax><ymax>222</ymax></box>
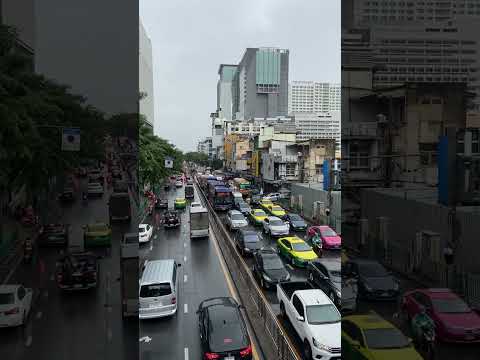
<box><xmin>0</xmin><ymin>175</ymin><xmax>138</xmax><ymax>360</ymax></box>
<box><xmin>139</xmin><ymin>185</ymin><xmax>234</xmax><ymax>360</ymax></box>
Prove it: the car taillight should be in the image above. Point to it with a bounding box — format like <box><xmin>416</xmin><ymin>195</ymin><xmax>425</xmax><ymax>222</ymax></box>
<box><xmin>240</xmin><ymin>345</ymin><xmax>252</xmax><ymax>357</ymax></box>
<box><xmin>204</xmin><ymin>353</ymin><xmax>220</xmax><ymax>360</ymax></box>
<box><xmin>5</xmin><ymin>307</ymin><xmax>19</xmax><ymax>315</ymax></box>
<box><xmin>171</xmin><ymin>297</ymin><xmax>176</xmax><ymax>304</ymax></box>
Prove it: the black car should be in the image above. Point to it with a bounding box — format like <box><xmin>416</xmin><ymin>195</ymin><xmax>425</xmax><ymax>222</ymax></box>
<box><xmin>38</xmin><ymin>223</ymin><xmax>68</xmax><ymax>247</ymax></box>
<box><xmin>234</xmin><ymin>230</ymin><xmax>263</xmax><ymax>256</ymax></box>
<box><xmin>253</xmin><ymin>248</ymin><xmax>290</xmax><ymax>289</ymax></box>
<box><xmin>155</xmin><ymin>198</ymin><xmax>168</xmax><ymax>209</ymax></box>
<box><xmin>197</xmin><ymin>297</ymin><xmax>252</xmax><ymax>360</ymax></box>
<box><xmin>163</xmin><ymin>211</ymin><xmax>180</xmax><ymax>228</ymax></box>
<box><xmin>55</xmin><ymin>252</ymin><xmax>98</xmax><ymax>290</ymax></box>
<box><xmin>235</xmin><ymin>201</ymin><xmax>251</xmax><ymax>216</ymax></box>
<box><xmin>282</xmin><ymin>213</ymin><xmax>307</xmax><ymax>232</ymax></box>
<box><xmin>344</xmin><ymin>259</ymin><xmax>400</xmax><ymax>300</ymax></box>
<box><xmin>307</xmin><ymin>258</ymin><xmax>341</xmax><ymax>307</ymax></box>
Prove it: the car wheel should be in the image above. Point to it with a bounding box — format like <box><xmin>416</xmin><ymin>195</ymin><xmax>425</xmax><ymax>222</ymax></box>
<box><xmin>280</xmin><ymin>302</ymin><xmax>286</xmax><ymax>318</ymax></box>
<box><xmin>304</xmin><ymin>340</ymin><xmax>313</xmax><ymax>360</ymax></box>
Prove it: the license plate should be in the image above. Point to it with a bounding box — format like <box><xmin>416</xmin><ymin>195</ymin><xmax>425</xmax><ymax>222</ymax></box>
<box><xmin>224</xmin><ymin>357</ymin><xmax>234</xmax><ymax>360</ymax></box>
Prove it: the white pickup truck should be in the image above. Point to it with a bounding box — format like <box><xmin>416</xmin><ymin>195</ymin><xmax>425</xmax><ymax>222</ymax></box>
<box><xmin>277</xmin><ymin>281</ymin><xmax>341</xmax><ymax>360</ymax></box>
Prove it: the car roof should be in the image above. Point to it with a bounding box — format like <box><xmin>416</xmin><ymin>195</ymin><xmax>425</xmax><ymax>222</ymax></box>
<box><xmin>199</xmin><ymin>296</ymin><xmax>238</xmax><ymax>310</ymax></box>
<box><xmin>141</xmin><ymin>259</ymin><xmax>176</xmax><ymax>285</ymax></box>
<box><xmin>298</xmin><ymin>289</ymin><xmax>333</xmax><ymax>306</ymax></box>
<box><xmin>280</xmin><ymin>236</ymin><xmax>304</xmax><ymax>243</ymax></box>
<box><xmin>229</xmin><ymin>210</ymin><xmax>242</xmax><ymax>215</ymax></box>
<box><xmin>239</xmin><ymin>229</ymin><xmax>258</xmax><ymax>236</ymax></box>
<box><xmin>343</xmin><ymin>314</ymin><xmax>394</xmax><ymax>330</ymax></box>
<box><xmin>266</xmin><ymin>216</ymin><xmax>281</xmax><ymax>221</ymax></box>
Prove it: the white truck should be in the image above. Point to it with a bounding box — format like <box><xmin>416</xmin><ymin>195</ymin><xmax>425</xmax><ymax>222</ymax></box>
<box><xmin>277</xmin><ymin>281</ymin><xmax>341</xmax><ymax>360</ymax></box>
<box><xmin>189</xmin><ymin>205</ymin><xmax>209</xmax><ymax>238</ymax></box>
<box><xmin>121</xmin><ymin>233</ymin><xmax>139</xmax><ymax>318</ymax></box>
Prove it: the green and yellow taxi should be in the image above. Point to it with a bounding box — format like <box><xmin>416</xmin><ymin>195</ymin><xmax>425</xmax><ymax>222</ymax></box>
<box><xmin>342</xmin><ymin>313</ymin><xmax>422</xmax><ymax>360</ymax></box>
<box><xmin>249</xmin><ymin>208</ymin><xmax>268</xmax><ymax>226</ymax></box>
<box><xmin>174</xmin><ymin>197</ymin><xmax>187</xmax><ymax>209</ymax></box>
<box><xmin>259</xmin><ymin>198</ymin><xmax>274</xmax><ymax>212</ymax></box>
<box><xmin>277</xmin><ymin>236</ymin><xmax>318</xmax><ymax>267</ymax></box>
<box><xmin>83</xmin><ymin>222</ymin><xmax>112</xmax><ymax>247</ymax></box>
<box><xmin>266</xmin><ymin>204</ymin><xmax>286</xmax><ymax>217</ymax></box>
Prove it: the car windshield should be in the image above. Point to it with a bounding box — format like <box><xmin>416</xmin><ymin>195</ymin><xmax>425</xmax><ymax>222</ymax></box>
<box><xmin>262</xmin><ymin>255</ymin><xmax>285</xmax><ymax>270</ymax></box>
<box><xmin>432</xmin><ymin>298</ymin><xmax>471</xmax><ymax>313</ymax></box>
<box><xmin>139</xmin><ymin>225</ymin><xmax>146</xmax><ymax>232</ymax></box>
<box><xmin>254</xmin><ymin>210</ymin><xmax>266</xmax><ymax>216</ymax></box>
<box><xmin>289</xmin><ymin>214</ymin><xmax>302</xmax><ymax>221</ymax></box>
<box><xmin>272</xmin><ymin>206</ymin><xmax>283</xmax><ymax>212</ymax></box>
<box><xmin>358</xmin><ymin>262</ymin><xmax>389</xmax><ymax>277</ymax></box>
<box><xmin>88</xmin><ymin>224</ymin><xmax>107</xmax><ymax>232</ymax></box>
<box><xmin>0</xmin><ymin>293</ymin><xmax>14</xmax><ymax>304</ymax></box>
<box><xmin>306</xmin><ymin>304</ymin><xmax>340</xmax><ymax>324</ymax></box>
<box><xmin>291</xmin><ymin>242</ymin><xmax>312</xmax><ymax>252</ymax></box>
<box><xmin>244</xmin><ymin>234</ymin><xmax>260</xmax><ymax>243</ymax></box>
<box><xmin>140</xmin><ymin>283</ymin><xmax>171</xmax><ymax>298</ymax></box>
<box><xmin>239</xmin><ymin>203</ymin><xmax>248</xmax><ymax>209</ymax></box>
<box><xmin>320</xmin><ymin>228</ymin><xmax>337</xmax><ymax>237</ymax></box>
<box><xmin>364</xmin><ymin>328</ymin><xmax>411</xmax><ymax>349</ymax></box>
<box><xmin>270</xmin><ymin>220</ymin><xmax>285</xmax><ymax>227</ymax></box>
<box><xmin>231</xmin><ymin>214</ymin><xmax>245</xmax><ymax>220</ymax></box>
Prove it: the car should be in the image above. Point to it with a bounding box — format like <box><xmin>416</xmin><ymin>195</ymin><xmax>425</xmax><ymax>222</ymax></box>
<box><xmin>190</xmin><ymin>201</ymin><xmax>202</xmax><ymax>212</ymax></box>
<box><xmin>265</xmin><ymin>204</ymin><xmax>286</xmax><ymax>217</ymax></box>
<box><xmin>197</xmin><ymin>297</ymin><xmax>252</xmax><ymax>360</ymax></box>
<box><xmin>400</xmin><ymin>288</ymin><xmax>480</xmax><ymax>343</ymax></box>
<box><xmin>38</xmin><ymin>223</ymin><xmax>68</xmax><ymax>247</ymax></box>
<box><xmin>234</xmin><ymin>229</ymin><xmax>263</xmax><ymax>256</ymax></box>
<box><xmin>55</xmin><ymin>252</ymin><xmax>98</xmax><ymax>290</ymax></box>
<box><xmin>342</xmin><ymin>313</ymin><xmax>423</xmax><ymax>360</ymax></box>
<box><xmin>282</xmin><ymin>213</ymin><xmax>307</xmax><ymax>232</ymax></box>
<box><xmin>226</xmin><ymin>210</ymin><xmax>249</xmax><ymax>230</ymax></box>
<box><xmin>155</xmin><ymin>198</ymin><xmax>168</xmax><ymax>209</ymax></box>
<box><xmin>248</xmin><ymin>209</ymin><xmax>268</xmax><ymax>226</ymax></box>
<box><xmin>87</xmin><ymin>182</ymin><xmax>104</xmax><ymax>196</ymax></box>
<box><xmin>0</xmin><ymin>285</ymin><xmax>33</xmax><ymax>327</ymax></box>
<box><xmin>262</xmin><ymin>216</ymin><xmax>290</xmax><ymax>237</ymax></box>
<box><xmin>307</xmin><ymin>258</ymin><xmax>343</xmax><ymax>307</ymax></box>
<box><xmin>163</xmin><ymin>211</ymin><xmax>180</xmax><ymax>228</ymax></box>
<box><xmin>265</xmin><ymin>192</ymin><xmax>281</xmax><ymax>201</ymax></box>
<box><xmin>139</xmin><ymin>223</ymin><xmax>153</xmax><ymax>243</ymax></box>
<box><xmin>277</xmin><ymin>236</ymin><xmax>318</xmax><ymax>267</ymax></box>
<box><xmin>341</xmin><ymin>276</ymin><xmax>359</xmax><ymax>313</ymax></box>
<box><xmin>252</xmin><ymin>247</ymin><xmax>290</xmax><ymax>289</ymax></box>
<box><xmin>174</xmin><ymin>197</ymin><xmax>186</xmax><ymax>209</ymax></box>
<box><xmin>175</xmin><ymin>180</ymin><xmax>183</xmax><ymax>188</ymax></box>
<box><xmin>307</xmin><ymin>225</ymin><xmax>341</xmax><ymax>250</ymax></box>
<box><xmin>259</xmin><ymin>198</ymin><xmax>274</xmax><ymax>212</ymax></box>
<box><xmin>83</xmin><ymin>222</ymin><xmax>112</xmax><ymax>247</ymax></box>
<box><xmin>235</xmin><ymin>201</ymin><xmax>251</xmax><ymax>216</ymax></box>
<box><xmin>343</xmin><ymin>259</ymin><xmax>400</xmax><ymax>300</ymax></box>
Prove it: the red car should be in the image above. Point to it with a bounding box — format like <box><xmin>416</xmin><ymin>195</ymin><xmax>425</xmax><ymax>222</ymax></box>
<box><xmin>401</xmin><ymin>288</ymin><xmax>480</xmax><ymax>343</ymax></box>
<box><xmin>307</xmin><ymin>225</ymin><xmax>341</xmax><ymax>250</ymax></box>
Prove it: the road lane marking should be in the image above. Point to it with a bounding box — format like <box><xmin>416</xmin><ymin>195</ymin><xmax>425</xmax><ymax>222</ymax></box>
<box><xmin>184</xmin><ymin>347</ymin><xmax>189</xmax><ymax>360</ymax></box>
<box><xmin>184</xmin><ymin>303</ymin><xmax>188</xmax><ymax>313</ymax></box>
<box><xmin>184</xmin><ymin>275</ymin><xmax>188</xmax><ymax>283</ymax></box>
<box><xmin>25</xmin><ymin>335</ymin><xmax>32</xmax><ymax>347</ymax></box>
<box><xmin>184</xmin><ymin>242</ymin><xmax>187</xmax><ymax>248</ymax></box>
<box><xmin>139</xmin><ymin>336</ymin><xmax>152</xmax><ymax>343</ymax></box>
<box><xmin>183</xmin><ymin>255</ymin><xmax>187</xmax><ymax>262</ymax></box>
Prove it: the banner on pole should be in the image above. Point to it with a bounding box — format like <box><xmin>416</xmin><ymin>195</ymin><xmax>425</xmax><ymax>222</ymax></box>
<box><xmin>61</xmin><ymin>127</ymin><xmax>81</xmax><ymax>151</ymax></box>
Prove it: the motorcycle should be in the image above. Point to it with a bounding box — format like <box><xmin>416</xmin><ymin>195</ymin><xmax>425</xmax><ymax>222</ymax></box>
<box><xmin>416</xmin><ymin>323</ymin><xmax>436</xmax><ymax>360</ymax></box>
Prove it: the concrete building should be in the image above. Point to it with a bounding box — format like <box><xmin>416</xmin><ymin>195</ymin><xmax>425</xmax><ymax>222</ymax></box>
<box><xmin>288</xmin><ymin>81</ymin><xmax>341</xmax><ymax>113</ymax></box>
<box><xmin>232</xmin><ymin>47</ymin><xmax>289</xmax><ymax>120</ymax></box>
<box><xmin>261</xmin><ymin>140</ymin><xmax>300</xmax><ymax>184</ymax></box>
<box><xmin>140</xmin><ymin>19</ymin><xmax>154</xmax><ymax>129</ymax></box>
<box><xmin>211</xmin><ymin>117</ymin><xmax>225</xmax><ymax>160</ymax></box>
<box><xmin>297</xmin><ymin>139</ymin><xmax>337</xmax><ymax>184</ymax></box>
<box><xmin>217</xmin><ymin>64</ymin><xmax>237</xmax><ymax>121</ymax></box>
<box><xmin>197</xmin><ymin>137</ymin><xmax>213</xmax><ymax>158</ymax></box>
<box><xmin>292</xmin><ymin>112</ymin><xmax>341</xmax><ymax>146</ymax></box>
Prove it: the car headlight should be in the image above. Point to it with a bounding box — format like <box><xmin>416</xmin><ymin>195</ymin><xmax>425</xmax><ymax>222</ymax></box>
<box><xmin>312</xmin><ymin>337</ymin><xmax>331</xmax><ymax>352</ymax></box>
<box><xmin>262</xmin><ymin>274</ymin><xmax>272</xmax><ymax>282</ymax></box>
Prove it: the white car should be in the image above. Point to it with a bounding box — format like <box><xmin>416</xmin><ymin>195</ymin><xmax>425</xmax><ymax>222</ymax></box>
<box><xmin>175</xmin><ymin>180</ymin><xmax>183</xmax><ymax>187</ymax></box>
<box><xmin>0</xmin><ymin>285</ymin><xmax>33</xmax><ymax>327</ymax></box>
<box><xmin>262</xmin><ymin>216</ymin><xmax>290</xmax><ymax>237</ymax></box>
<box><xmin>87</xmin><ymin>182</ymin><xmax>104</xmax><ymax>196</ymax></box>
<box><xmin>190</xmin><ymin>202</ymin><xmax>202</xmax><ymax>211</ymax></box>
<box><xmin>226</xmin><ymin>210</ymin><xmax>248</xmax><ymax>230</ymax></box>
<box><xmin>266</xmin><ymin>192</ymin><xmax>281</xmax><ymax>201</ymax></box>
<box><xmin>139</xmin><ymin>223</ymin><xmax>153</xmax><ymax>243</ymax></box>
<box><xmin>232</xmin><ymin>192</ymin><xmax>243</xmax><ymax>200</ymax></box>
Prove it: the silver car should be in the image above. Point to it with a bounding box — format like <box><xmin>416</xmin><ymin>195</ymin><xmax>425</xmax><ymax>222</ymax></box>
<box><xmin>262</xmin><ymin>216</ymin><xmax>290</xmax><ymax>237</ymax></box>
<box><xmin>226</xmin><ymin>210</ymin><xmax>248</xmax><ymax>230</ymax></box>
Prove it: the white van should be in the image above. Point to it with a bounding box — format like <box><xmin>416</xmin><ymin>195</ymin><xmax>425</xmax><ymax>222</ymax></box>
<box><xmin>139</xmin><ymin>259</ymin><xmax>181</xmax><ymax>319</ymax></box>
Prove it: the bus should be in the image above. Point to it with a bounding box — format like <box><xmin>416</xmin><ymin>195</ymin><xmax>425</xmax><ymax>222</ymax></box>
<box><xmin>190</xmin><ymin>206</ymin><xmax>209</xmax><ymax>238</ymax></box>
<box><xmin>233</xmin><ymin>178</ymin><xmax>251</xmax><ymax>198</ymax></box>
<box><xmin>208</xmin><ymin>183</ymin><xmax>233</xmax><ymax>211</ymax></box>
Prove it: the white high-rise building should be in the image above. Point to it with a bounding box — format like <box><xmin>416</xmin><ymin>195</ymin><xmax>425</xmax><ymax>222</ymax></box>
<box><xmin>288</xmin><ymin>81</ymin><xmax>341</xmax><ymax>114</ymax></box>
<box><xmin>140</xmin><ymin>19</ymin><xmax>154</xmax><ymax>129</ymax></box>
<box><xmin>292</xmin><ymin>112</ymin><xmax>341</xmax><ymax>147</ymax></box>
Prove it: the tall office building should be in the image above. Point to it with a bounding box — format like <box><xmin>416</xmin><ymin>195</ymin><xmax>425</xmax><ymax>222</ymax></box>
<box><xmin>231</xmin><ymin>47</ymin><xmax>289</xmax><ymax>120</ymax></box>
<box><xmin>217</xmin><ymin>64</ymin><xmax>237</xmax><ymax>121</ymax></box>
<box><xmin>292</xmin><ymin>112</ymin><xmax>341</xmax><ymax>146</ymax></box>
<box><xmin>288</xmin><ymin>81</ymin><xmax>341</xmax><ymax>114</ymax></box>
<box><xmin>140</xmin><ymin>19</ymin><xmax>154</xmax><ymax>129</ymax></box>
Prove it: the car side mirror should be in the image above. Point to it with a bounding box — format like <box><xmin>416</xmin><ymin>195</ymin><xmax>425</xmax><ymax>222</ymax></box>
<box><xmin>296</xmin><ymin>315</ymin><xmax>305</xmax><ymax>322</ymax></box>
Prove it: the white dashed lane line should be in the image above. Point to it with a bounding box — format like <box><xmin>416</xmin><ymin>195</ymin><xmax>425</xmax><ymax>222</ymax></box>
<box><xmin>184</xmin><ymin>275</ymin><xmax>188</xmax><ymax>283</ymax></box>
<box><xmin>184</xmin><ymin>347</ymin><xmax>189</xmax><ymax>360</ymax></box>
<box><xmin>184</xmin><ymin>303</ymin><xmax>188</xmax><ymax>314</ymax></box>
<box><xmin>183</xmin><ymin>256</ymin><xmax>187</xmax><ymax>263</ymax></box>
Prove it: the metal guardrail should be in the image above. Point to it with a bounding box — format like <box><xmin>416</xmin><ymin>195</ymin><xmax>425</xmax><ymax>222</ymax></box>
<box><xmin>195</xmin><ymin>181</ymin><xmax>302</xmax><ymax>360</ymax></box>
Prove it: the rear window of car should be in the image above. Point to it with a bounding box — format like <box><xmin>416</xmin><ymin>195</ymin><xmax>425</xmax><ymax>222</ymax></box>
<box><xmin>270</xmin><ymin>220</ymin><xmax>284</xmax><ymax>227</ymax></box>
<box><xmin>0</xmin><ymin>293</ymin><xmax>15</xmax><ymax>304</ymax></box>
<box><xmin>272</xmin><ymin>206</ymin><xmax>283</xmax><ymax>212</ymax></box>
<box><xmin>254</xmin><ymin>210</ymin><xmax>266</xmax><ymax>216</ymax></box>
<box><xmin>291</xmin><ymin>242</ymin><xmax>312</xmax><ymax>252</ymax></box>
<box><xmin>140</xmin><ymin>283</ymin><xmax>172</xmax><ymax>298</ymax></box>
<box><xmin>320</xmin><ymin>228</ymin><xmax>337</xmax><ymax>237</ymax></box>
<box><xmin>244</xmin><ymin>234</ymin><xmax>260</xmax><ymax>243</ymax></box>
<box><xmin>209</xmin><ymin>306</ymin><xmax>248</xmax><ymax>352</ymax></box>
<box><xmin>231</xmin><ymin>214</ymin><xmax>244</xmax><ymax>220</ymax></box>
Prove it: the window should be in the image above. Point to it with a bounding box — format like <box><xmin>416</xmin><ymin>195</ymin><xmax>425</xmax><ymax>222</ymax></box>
<box><xmin>292</xmin><ymin>295</ymin><xmax>305</xmax><ymax>317</ymax></box>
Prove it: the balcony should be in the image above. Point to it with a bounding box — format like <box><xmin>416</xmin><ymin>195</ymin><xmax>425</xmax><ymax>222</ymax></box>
<box><xmin>273</xmin><ymin>154</ymin><xmax>298</xmax><ymax>163</ymax></box>
<box><xmin>342</xmin><ymin>122</ymin><xmax>379</xmax><ymax>139</ymax></box>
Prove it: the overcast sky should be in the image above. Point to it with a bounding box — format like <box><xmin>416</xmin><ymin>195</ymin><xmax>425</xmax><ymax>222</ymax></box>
<box><xmin>140</xmin><ymin>0</ymin><xmax>340</xmax><ymax>152</ymax></box>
